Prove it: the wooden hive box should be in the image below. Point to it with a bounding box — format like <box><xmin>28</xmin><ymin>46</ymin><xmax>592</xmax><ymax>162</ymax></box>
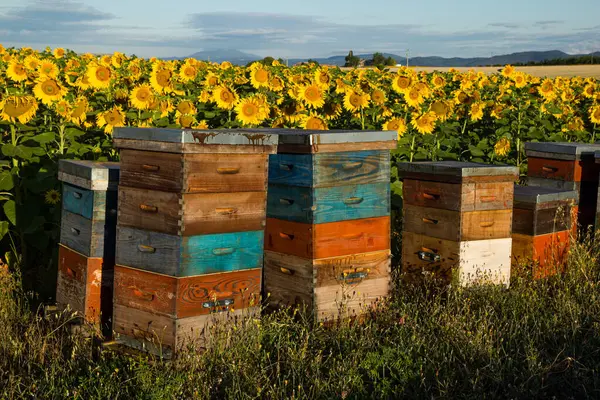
<box><xmin>596</xmin><ymin>150</ymin><xmax>600</xmax><ymax>233</ymax></box>
<box><xmin>525</xmin><ymin>142</ymin><xmax>600</xmax><ymax>233</ymax></box>
<box><xmin>398</xmin><ymin>161</ymin><xmax>519</xmax><ymax>287</ymax></box>
<box><xmin>57</xmin><ymin>160</ymin><xmax>120</xmax><ymax>326</ymax></box>
<box><xmin>512</xmin><ymin>185</ymin><xmax>577</xmax><ymax>279</ymax></box>
<box><xmin>112</xmin><ymin>127</ymin><xmax>277</xmax><ymax>354</ymax></box>
<box><xmin>264</xmin><ymin>130</ymin><xmax>397</xmax><ymax>322</ymax></box>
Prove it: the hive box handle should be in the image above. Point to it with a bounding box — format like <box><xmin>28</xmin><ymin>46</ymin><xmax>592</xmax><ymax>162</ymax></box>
<box><xmin>422</xmin><ymin>192</ymin><xmax>440</xmax><ymax>200</ymax></box>
<box><xmin>279</xmin><ymin>267</ymin><xmax>295</xmax><ymax>275</ymax></box>
<box><xmin>542</xmin><ymin>166</ymin><xmax>559</xmax><ymax>173</ymax></box>
<box><xmin>72</xmin><ymin>191</ymin><xmax>83</xmax><ymax>199</ymax></box>
<box><xmin>65</xmin><ymin>267</ymin><xmax>76</xmax><ymax>279</ymax></box>
<box><xmin>202</xmin><ymin>298</ymin><xmax>234</xmax><ymax>309</ymax></box>
<box><xmin>132</xmin><ymin>288</ymin><xmax>155</xmax><ymax>302</ymax></box>
<box><xmin>418</xmin><ymin>251</ymin><xmax>441</xmax><ymax>262</ymax></box>
<box><xmin>344</xmin><ymin>197</ymin><xmax>364</xmax><ymax>205</ymax></box>
<box><xmin>480</xmin><ymin>196</ymin><xmax>497</xmax><ymax>203</ymax></box>
<box><xmin>212</xmin><ymin>247</ymin><xmax>235</xmax><ymax>256</ymax></box>
<box><xmin>480</xmin><ymin>221</ymin><xmax>495</xmax><ymax>228</ymax></box>
<box><xmin>215</xmin><ymin>207</ymin><xmax>237</xmax><ymax>215</ymax></box>
<box><xmin>139</xmin><ymin>204</ymin><xmax>158</xmax><ymax>213</ymax></box>
<box><xmin>342</xmin><ymin>161</ymin><xmax>363</xmax><ymax>170</ymax></box>
<box><xmin>216</xmin><ymin>167</ymin><xmax>240</xmax><ymax>174</ymax></box>
<box><xmin>142</xmin><ymin>164</ymin><xmax>160</xmax><ymax>172</ymax></box>
<box><xmin>422</xmin><ymin>218</ymin><xmax>439</xmax><ymax>225</ymax></box>
<box><xmin>279</xmin><ymin>232</ymin><xmax>295</xmax><ymax>240</ymax></box>
<box><xmin>137</xmin><ymin>245</ymin><xmax>156</xmax><ymax>253</ymax></box>
<box><xmin>279</xmin><ymin>163</ymin><xmax>294</xmax><ymax>171</ymax></box>
<box><xmin>70</xmin><ymin>228</ymin><xmax>80</xmax><ymax>236</ymax></box>
<box><xmin>279</xmin><ymin>198</ymin><xmax>295</xmax><ymax>205</ymax></box>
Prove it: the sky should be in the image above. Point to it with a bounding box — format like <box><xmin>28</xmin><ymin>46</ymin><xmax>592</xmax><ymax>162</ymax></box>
<box><xmin>0</xmin><ymin>0</ymin><xmax>599</xmax><ymax>59</ymax></box>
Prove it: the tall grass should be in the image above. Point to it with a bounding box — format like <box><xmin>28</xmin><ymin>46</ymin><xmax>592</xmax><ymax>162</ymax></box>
<box><xmin>2</xmin><ymin>232</ymin><xmax>600</xmax><ymax>399</ymax></box>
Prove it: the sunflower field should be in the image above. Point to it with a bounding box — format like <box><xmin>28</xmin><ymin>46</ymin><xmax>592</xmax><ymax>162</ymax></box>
<box><xmin>0</xmin><ymin>44</ymin><xmax>599</xmax><ymax>295</ymax></box>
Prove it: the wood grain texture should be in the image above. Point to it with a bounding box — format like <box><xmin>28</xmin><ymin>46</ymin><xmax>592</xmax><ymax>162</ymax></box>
<box><xmin>528</xmin><ymin>157</ymin><xmax>600</xmax><ymax>182</ymax></box>
<box><xmin>267</xmin><ymin>151</ymin><xmax>390</xmax><ymax>187</ymax></box>
<box><xmin>181</xmin><ymin>191</ymin><xmax>266</xmax><ymax>235</ymax></box>
<box><xmin>265</xmin><ymin>217</ymin><xmax>390</xmax><ymax>259</ymax></box>
<box><xmin>61</xmin><ymin>183</ymin><xmax>117</xmax><ymax>222</ymax></box>
<box><xmin>56</xmin><ymin>244</ymin><xmax>112</xmax><ymax>324</ymax></box>
<box><xmin>402</xmin><ymin>180</ymin><xmax>513</xmax><ymax>211</ymax></box>
<box><xmin>314</xmin><ymin>250</ymin><xmax>391</xmax><ymax>287</ymax></box>
<box><xmin>263</xmin><ymin>251</ymin><xmax>314</xmax><ymax>308</ymax></box>
<box><xmin>512</xmin><ymin>231</ymin><xmax>569</xmax><ymax>279</ymax></box>
<box><xmin>183</xmin><ymin>153</ymin><xmax>268</xmax><ymax>193</ymax></box>
<box><xmin>401</xmin><ymin>232</ymin><xmax>460</xmax><ymax>284</ymax></box>
<box><xmin>277</xmin><ymin>141</ymin><xmax>397</xmax><ymax>154</ymax></box>
<box><xmin>114</xmin><ymin>266</ymin><xmax>261</xmax><ymax>318</ymax></box>
<box><xmin>119</xmin><ymin>149</ymin><xmax>183</xmax><ymax>192</ymax></box>
<box><xmin>113</xmin><ymin>304</ymin><xmax>258</xmax><ymax>356</ymax></box>
<box><xmin>512</xmin><ymin>207</ymin><xmax>570</xmax><ymax>235</ymax></box>
<box><xmin>458</xmin><ymin>238</ymin><xmax>511</xmax><ymax>287</ymax></box>
<box><xmin>118</xmin><ymin>186</ymin><xmax>181</xmax><ymax>235</ymax></box>
<box><xmin>314</xmin><ymin>277</ymin><xmax>390</xmax><ymax>323</ymax></box>
<box><xmin>114</xmin><ymin>138</ymin><xmax>277</xmax><ymax>154</ymax></box>
<box><xmin>115</xmin><ymin>227</ymin><xmax>264</xmax><ymax>277</ymax></box>
<box><xmin>60</xmin><ymin>210</ymin><xmax>110</xmax><ymax>258</ymax></box>
<box><xmin>402</xmin><ymin>205</ymin><xmax>512</xmax><ymax>241</ymax></box>
<box><xmin>266</xmin><ymin>183</ymin><xmax>390</xmax><ymax>224</ymax></box>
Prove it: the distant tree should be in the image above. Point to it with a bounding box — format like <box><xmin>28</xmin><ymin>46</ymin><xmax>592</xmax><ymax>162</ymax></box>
<box><xmin>307</xmin><ymin>59</ymin><xmax>320</xmax><ymax>66</ymax></box>
<box><xmin>344</xmin><ymin>50</ymin><xmax>361</xmax><ymax>67</ymax></box>
<box><xmin>385</xmin><ymin>56</ymin><xmax>397</xmax><ymax>66</ymax></box>
<box><xmin>262</xmin><ymin>56</ymin><xmax>275</xmax><ymax>66</ymax></box>
<box><xmin>277</xmin><ymin>57</ymin><xmax>286</xmax><ymax>66</ymax></box>
<box><xmin>372</xmin><ymin>52</ymin><xmax>386</xmax><ymax>66</ymax></box>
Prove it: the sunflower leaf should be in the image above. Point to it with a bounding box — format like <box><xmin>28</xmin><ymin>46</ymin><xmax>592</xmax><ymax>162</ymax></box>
<box><xmin>3</xmin><ymin>200</ymin><xmax>16</xmax><ymax>226</ymax></box>
<box><xmin>0</xmin><ymin>221</ymin><xmax>8</xmax><ymax>241</ymax></box>
<box><xmin>31</xmin><ymin>132</ymin><xmax>55</xmax><ymax>144</ymax></box>
<box><xmin>0</xmin><ymin>171</ymin><xmax>14</xmax><ymax>191</ymax></box>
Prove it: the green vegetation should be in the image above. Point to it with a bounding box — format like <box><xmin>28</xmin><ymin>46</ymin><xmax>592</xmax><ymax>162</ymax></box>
<box><xmin>515</xmin><ymin>54</ymin><xmax>600</xmax><ymax>66</ymax></box>
<box><xmin>2</xmin><ymin>231</ymin><xmax>600</xmax><ymax>398</ymax></box>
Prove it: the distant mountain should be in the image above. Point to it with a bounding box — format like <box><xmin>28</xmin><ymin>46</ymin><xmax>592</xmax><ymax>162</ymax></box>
<box><xmin>165</xmin><ymin>49</ymin><xmax>261</xmax><ymax>64</ymax></box>
<box><xmin>166</xmin><ymin>49</ymin><xmax>600</xmax><ymax>67</ymax></box>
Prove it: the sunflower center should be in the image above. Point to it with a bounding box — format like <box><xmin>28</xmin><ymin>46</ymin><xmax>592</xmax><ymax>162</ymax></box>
<box><xmin>96</xmin><ymin>67</ymin><xmax>110</xmax><ymax>81</ymax></box>
<box><xmin>4</xmin><ymin>99</ymin><xmax>33</xmax><ymax>117</ymax></box>
<box><xmin>136</xmin><ymin>89</ymin><xmax>151</xmax><ymax>101</ymax></box>
<box><xmin>15</xmin><ymin>64</ymin><xmax>26</xmax><ymax>75</ymax></box>
<box><xmin>319</xmin><ymin>74</ymin><xmax>329</xmax><ymax>84</ymax></box>
<box><xmin>594</xmin><ymin>109</ymin><xmax>600</xmax><ymax>119</ymax></box>
<box><xmin>178</xmin><ymin>101</ymin><xmax>193</xmax><ymax>114</ymax></box>
<box><xmin>105</xmin><ymin>110</ymin><xmax>122</xmax><ymax>125</ymax></box>
<box><xmin>306</xmin><ymin>117</ymin><xmax>324</xmax><ymax>130</ymax></box>
<box><xmin>156</xmin><ymin>70</ymin><xmax>172</xmax><ymax>87</ymax></box>
<box><xmin>305</xmin><ymin>87</ymin><xmax>320</xmax><ymax>101</ymax></box>
<box><xmin>397</xmin><ymin>77</ymin><xmax>410</xmax><ymax>89</ymax></box>
<box><xmin>184</xmin><ymin>67</ymin><xmax>196</xmax><ymax>77</ymax></box>
<box><xmin>242</xmin><ymin>103</ymin><xmax>258</xmax><ymax>117</ymax></box>
<box><xmin>431</xmin><ymin>101</ymin><xmax>447</xmax><ymax>116</ymax></box>
<box><xmin>208</xmin><ymin>76</ymin><xmax>218</xmax><ymax>86</ymax></box>
<box><xmin>350</xmin><ymin>94</ymin><xmax>362</xmax><ymax>107</ymax></box>
<box><xmin>254</xmin><ymin>69</ymin><xmax>268</xmax><ymax>83</ymax></box>
<box><xmin>388</xmin><ymin>120</ymin><xmax>400</xmax><ymax>130</ymax></box>
<box><xmin>180</xmin><ymin>115</ymin><xmax>194</xmax><ymax>128</ymax></box>
<box><xmin>42</xmin><ymin>80</ymin><xmax>59</xmax><ymax>95</ymax></box>
<box><xmin>220</xmin><ymin>90</ymin><xmax>233</xmax><ymax>102</ymax></box>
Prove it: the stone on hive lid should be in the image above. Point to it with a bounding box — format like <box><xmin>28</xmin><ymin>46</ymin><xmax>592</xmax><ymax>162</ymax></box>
<box><xmin>58</xmin><ymin>160</ymin><xmax>120</xmax><ymax>191</ymax></box>
<box><xmin>525</xmin><ymin>142</ymin><xmax>600</xmax><ymax>161</ymax></box>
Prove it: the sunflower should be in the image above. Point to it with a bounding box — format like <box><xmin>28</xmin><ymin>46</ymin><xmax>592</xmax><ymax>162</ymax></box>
<box><xmin>411</xmin><ymin>112</ymin><xmax>437</xmax><ymax>135</ymax></box>
<box><xmin>512</xmin><ymin>72</ymin><xmax>527</xmax><ymax>89</ymax></box>
<box><xmin>301</xmin><ymin>84</ymin><xmax>325</xmax><ymax>109</ymax></box>
<box><xmin>314</xmin><ymin>69</ymin><xmax>331</xmax><ymax>88</ymax></box>
<box><xmin>371</xmin><ymin>89</ymin><xmax>386</xmax><ymax>106</ymax></box>
<box><xmin>590</xmin><ymin>105</ymin><xmax>600</xmax><ymax>124</ymax></box>
<box><xmin>2</xmin><ymin>54</ymin><xmax>12</xmax><ymax>63</ymax></box>
<box><xmin>193</xmin><ymin>120</ymin><xmax>209</xmax><ymax>129</ymax></box>
<box><xmin>344</xmin><ymin>90</ymin><xmax>370</xmax><ymax>112</ymax></box>
<box><xmin>6</xmin><ymin>60</ymin><xmax>28</xmax><ymax>82</ymax></box>
<box><xmin>431</xmin><ymin>75</ymin><xmax>446</xmax><ymax>88</ymax></box>
<box><xmin>391</xmin><ymin>75</ymin><xmax>412</xmax><ymax>94</ymax></box>
<box><xmin>52</xmin><ymin>48</ymin><xmax>65</xmax><ymax>59</ymax></box>
<box><xmin>198</xmin><ymin>90</ymin><xmax>211</xmax><ymax>103</ymax></box>
<box><xmin>583</xmin><ymin>84</ymin><xmax>595</xmax><ymax>99</ymax></box>
<box><xmin>220</xmin><ymin>61</ymin><xmax>233</xmax><ymax>70</ymax></box>
<box><xmin>405</xmin><ymin>87</ymin><xmax>424</xmax><ymax>108</ymax></box>
<box><xmin>86</xmin><ymin>64</ymin><xmax>112</xmax><ymax>89</ymax></box>
<box><xmin>33</xmin><ymin>77</ymin><xmax>67</xmax><ymax>105</ymax></box>
<box><xmin>24</xmin><ymin>55</ymin><xmax>40</xmax><ymax>71</ymax></box>
<box><xmin>491</xmin><ymin>105</ymin><xmax>505</xmax><ymax>120</ymax></box>
<box><xmin>538</xmin><ymin>79</ymin><xmax>556</xmax><ymax>99</ymax></box>
<box><xmin>179</xmin><ymin>63</ymin><xmax>198</xmax><ymax>82</ymax></box>
<box><xmin>501</xmin><ymin>65</ymin><xmax>515</xmax><ymax>78</ymax></box>
<box><xmin>414</xmin><ymin>82</ymin><xmax>431</xmax><ymax>98</ymax></box>
<box><xmin>176</xmin><ymin>100</ymin><xmax>197</xmax><ymax>115</ymax></box>
<box><xmin>335</xmin><ymin>78</ymin><xmax>349</xmax><ymax>94</ymax></box>
<box><xmin>249</xmin><ymin>64</ymin><xmax>270</xmax><ymax>89</ymax></box>
<box><xmin>96</xmin><ymin>106</ymin><xmax>126</xmax><ymax>134</ymax></box>
<box><xmin>75</xmin><ymin>74</ymin><xmax>92</xmax><ymax>90</ymax></box>
<box><xmin>0</xmin><ymin>95</ymin><xmax>39</xmax><ymax>124</ymax></box>
<box><xmin>383</xmin><ymin>117</ymin><xmax>407</xmax><ymax>140</ymax></box>
<box><xmin>111</xmin><ymin>52</ymin><xmax>126</xmax><ymax>68</ymax></box>
<box><xmin>430</xmin><ymin>100</ymin><xmax>451</xmax><ymax>122</ymax></box>
<box><xmin>53</xmin><ymin>100</ymin><xmax>71</xmax><ymax>118</ymax></box>
<box><xmin>100</xmin><ymin>55</ymin><xmax>112</xmax><ymax>66</ymax></box>
<box><xmin>69</xmin><ymin>97</ymin><xmax>89</xmax><ymax>125</ymax></box>
<box><xmin>494</xmin><ymin>137</ymin><xmax>511</xmax><ymax>157</ymax></box>
<box><xmin>204</xmin><ymin>72</ymin><xmax>220</xmax><ymax>87</ymax></box>
<box><xmin>281</xmin><ymin>101</ymin><xmax>305</xmax><ymax>123</ymax></box>
<box><xmin>454</xmin><ymin>90</ymin><xmax>472</xmax><ymax>105</ymax></box>
<box><xmin>44</xmin><ymin>189</ymin><xmax>61</xmax><ymax>205</ymax></box>
<box><xmin>322</xmin><ymin>102</ymin><xmax>342</xmax><ymax>121</ymax></box>
<box><xmin>38</xmin><ymin>60</ymin><xmax>59</xmax><ymax>78</ymax></box>
<box><xmin>235</xmin><ymin>97</ymin><xmax>267</xmax><ymax>126</ymax></box>
<box><xmin>177</xmin><ymin>114</ymin><xmax>196</xmax><ymax>128</ymax></box>
<box><xmin>130</xmin><ymin>84</ymin><xmax>154</xmax><ymax>110</ymax></box>
<box><xmin>470</xmin><ymin>102</ymin><xmax>484</xmax><ymax>122</ymax></box>
<box><xmin>150</xmin><ymin>66</ymin><xmax>174</xmax><ymax>94</ymax></box>
<box><xmin>302</xmin><ymin>114</ymin><xmax>327</xmax><ymax>130</ymax></box>
<box><xmin>269</xmin><ymin>76</ymin><xmax>284</xmax><ymax>92</ymax></box>
<box><xmin>211</xmin><ymin>86</ymin><xmax>236</xmax><ymax>110</ymax></box>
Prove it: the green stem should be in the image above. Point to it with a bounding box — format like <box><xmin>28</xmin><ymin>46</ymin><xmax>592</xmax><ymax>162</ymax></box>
<box><xmin>592</xmin><ymin>123</ymin><xmax>596</xmax><ymax>143</ymax></box>
<box><xmin>58</xmin><ymin>124</ymin><xmax>66</xmax><ymax>155</ymax></box>
<box><xmin>360</xmin><ymin>108</ymin><xmax>365</xmax><ymax>130</ymax></box>
<box><xmin>409</xmin><ymin>135</ymin><xmax>416</xmax><ymax>163</ymax></box>
<box><xmin>516</xmin><ymin>107</ymin><xmax>522</xmax><ymax>168</ymax></box>
<box><xmin>10</xmin><ymin>125</ymin><xmax>18</xmax><ymax>169</ymax></box>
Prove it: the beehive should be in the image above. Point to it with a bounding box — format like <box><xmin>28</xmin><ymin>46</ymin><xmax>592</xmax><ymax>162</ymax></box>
<box><xmin>112</xmin><ymin>127</ymin><xmax>277</xmax><ymax>357</ymax></box>
<box><xmin>263</xmin><ymin>130</ymin><xmax>397</xmax><ymax>323</ymax></box>
<box><xmin>511</xmin><ymin>185</ymin><xmax>577</xmax><ymax>279</ymax></box>
<box><xmin>525</xmin><ymin>142</ymin><xmax>600</xmax><ymax>235</ymax></box>
<box><xmin>398</xmin><ymin>161</ymin><xmax>518</xmax><ymax>286</ymax></box>
<box><xmin>56</xmin><ymin>160</ymin><xmax>119</xmax><ymax>327</ymax></box>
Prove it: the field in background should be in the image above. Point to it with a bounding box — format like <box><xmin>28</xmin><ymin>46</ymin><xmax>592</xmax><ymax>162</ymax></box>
<box><xmin>368</xmin><ymin>65</ymin><xmax>600</xmax><ymax>78</ymax></box>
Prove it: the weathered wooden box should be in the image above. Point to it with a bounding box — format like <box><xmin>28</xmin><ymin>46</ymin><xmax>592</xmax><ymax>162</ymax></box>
<box><xmin>525</xmin><ymin>142</ymin><xmax>600</xmax><ymax>233</ymax></box>
<box><xmin>112</xmin><ymin>127</ymin><xmax>276</xmax><ymax>354</ymax></box>
<box><xmin>398</xmin><ymin>161</ymin><xmax>518</xmax><ymax>286</ymax></box>
<box><xmin>264</xmin><ymin>130</ymin><xmax>397</xmax><ymax>321</ymax></box>
<box><xmin>512</xmin><ymin>185</ymin><xmax>577</xmax><ymax>279</ymax></box>
<box><xmin>57</xmin><ymin>160</ymin><xmax>120</xmax><ymax>325</ymax></box>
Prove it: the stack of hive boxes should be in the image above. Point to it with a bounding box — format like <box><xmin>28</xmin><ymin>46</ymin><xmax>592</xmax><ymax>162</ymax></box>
<box><xmin>525</xmin><ymin>142</ymin><xmax>600</xmax><ymax>236</ymax></box>
<box><xmin>56</xmin><ymin>160</ymin><xmax>120</xmax><ymax>330</ymax></box>
<box><xmin>263</xmin><ymin>130</ymin><xmax>397</xmax><ymax>323</ymax></box>
<box><xmin>398</xmin><ymin>162</ymin><xmax>518</xmax><ymax>286</ymax></box>
<box><xmin>112</xmin><ymin>127</ymin><xmax>277</xmax><ymax>356</ymax></box>
<box><xmin>511</xmin><ymin>186</ymin><xmax>578</xmax><ymax>279</ymax></box>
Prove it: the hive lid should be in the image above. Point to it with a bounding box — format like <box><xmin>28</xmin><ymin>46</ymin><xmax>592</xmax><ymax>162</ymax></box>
<box><xmin>274</xmin><ymin>129</ymin><xmax>397</xmax><ymax>153</ymax></box>
<box><xmin>596</xmin><ymin>150</ymin><xmax>600</xmax><ymax>163</ymax></box>
<box><xmin>114</xmin><ymin>127</ymin><xmax>278</xmax><ymax>145</ymax></box>
<box><xmin>397</xmin><ymin>161</ymin><xmax>518</xmax><ymax>182</ymax></box>
<box><xmin>524</xmin><ymin>142</ymin><xmax>600</xmax><ymax>160</ymax></box>
<box><xmin>58</xmin><ymin>160</ymin><xmax>120</xmax><ymax>190</ymax></box>
<box><xmin>513</xmin><ymin>184</ymin><xmax>578</xmax><ymax>205</ymax></box>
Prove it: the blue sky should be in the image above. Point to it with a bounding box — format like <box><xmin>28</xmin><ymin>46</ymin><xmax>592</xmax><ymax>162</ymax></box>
<box><xmin>0</xmin><ymin>0</ymin><xmax>599</xmax><ymax>58</ymax></box>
